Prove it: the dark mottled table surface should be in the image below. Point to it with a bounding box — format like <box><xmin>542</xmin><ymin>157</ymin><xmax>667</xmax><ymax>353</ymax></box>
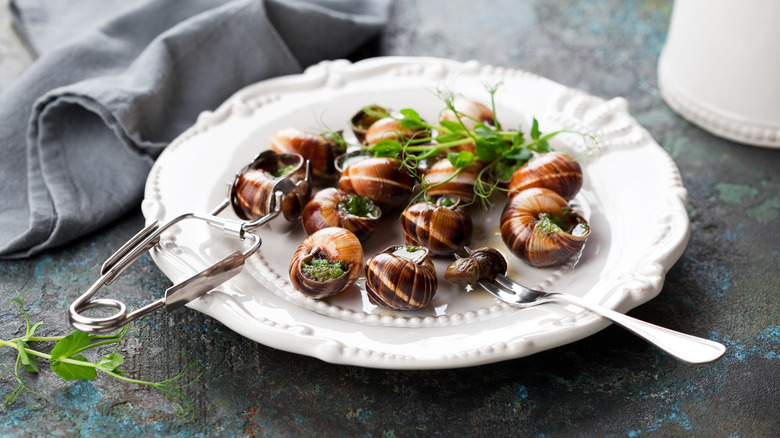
<box><xmin>2</xmin><ymin>1</ymin><xmax>778</xmax><ymax>436</ymax></box>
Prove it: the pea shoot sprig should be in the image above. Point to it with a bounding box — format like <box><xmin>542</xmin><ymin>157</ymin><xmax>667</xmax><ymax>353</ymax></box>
<box><xmin>1</xmin><ymin>290</ymin><xmax>201</xmax><ymax>421</ymax></box>
<box><xmin>338</xmin><ymin>85</ymin><xmax>595</xmax><ymax>208</ymax></box>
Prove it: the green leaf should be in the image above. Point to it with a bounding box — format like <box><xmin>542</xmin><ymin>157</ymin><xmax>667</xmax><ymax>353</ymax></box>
<box><xmin>447</xmin><ymin>151</ymin><xmax>475</xmax><ymax>168</ymax></box>
<box><xmin>474</xmin><ymin>138</ymin><xmax>497</xmax><ymax>162</ymax></box>
<box><xmin>368</xmin><ymin>139</ymin><xmax>402</xmax><ymax>157</ymax></box>
<box><xmin>492</xmin><ymin>159</ymin><xmax>521</xmax><ymax>182</ymax></box>
<box><xmin>398</xmin><ymin>108</ymin><xmax>426</xmax><ymax>130</ymax></box>
<box><xmin>474</xmin><ymin>125</ymin><xmax>498</xmax><ymax>141</ymax></box>
<box><xmin>511</xmin><ymin>130</ymin><xmax>526</xmax><ymax>147</ymax></box>
<box><xmin>25</xmin><ymin>321</ymin><xmax>43</xmax><ymax>340</ymax></box>
<box><xmin>531</xmin><ymin>118</ymin><xmax>541</xmax><ymax>140</ymax></box>
<box><xmin>51</xmin><ymin>355</ymin><xmax>97</xmax><ymax>381</ymax></box>
<box><xmin>502</xmin><ymin>146</ymin><xmax>533</xmax><ymax>162</ymax></box>
<box><xmin>16</xmin><ymin>340</ymin><xmax>39</xmax><ymax>373</ymax></box>
<box><xmin>434</xmin><ymin>132</ymin><xmax>464</xmax><ymax>144</ymax></box>
<box><xmin>439</xmin><ymin>120</ymin><xmax>466</xmax><ymax>133</ymax></box>
<box><xmin>50</xmin><ymin>331</ymin><xmax>91</xmax><ymax>360</ymax></box>
<box><xmin>97</xmin><ymin>353</ymin><xmax>124</xmax><ymax>373</ymax></box>
<box><xmin>473</xmin><ymin>126</ymin><xmax>507</xmax><ymax>162</ymax></box>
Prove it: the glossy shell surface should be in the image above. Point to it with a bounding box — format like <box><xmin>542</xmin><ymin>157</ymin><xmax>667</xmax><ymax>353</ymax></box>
<box><xmin>423</xmin><ymin>159</ymin><xmax>483</xmax><ymax>203</ymax></box>
<box><xmin>500</xmin><ymin>187</ymin><xmax>590</xmax><ymax>267</ymax></box>
<box><xmin>401</xmin><ymin>201</ymin><xmax>473</xmax><ymax>256</ymax></box>
<box><xmin>337</xmin><ymin>156</ymin><xmax>415</xmax><ymax>212</ymax></box>
<box><xmin>508</xmin><ymin>151</ymin><xmax>583</xmax><ymax>200</ymax></box>
<box><xmin>350</xmin><ymin>105</ymin><xmax>389</xmax><ymax>144</ymax></box>
<box><xmin>230</xmin><ymin>152</ymin><xmax>309</xmax><ymax>222</ymax></box>
<box><xmin>269</xmin><ymin>127</ymin><xmax>344</xmax><ymax>185</ymax></box>
<box><xmin>289</xmin><ymin>227</ymin><xmax>364</xmax><ymax>299</ymax></box>
<box><xmin>301</xmin><ymin>188</ymin><xmax>381</xmax><ymax>242</ymax></box>
<box><xmin>364</xmin><ymin>117</ymin><xmax>427</xmax><ymax>145</ymax></box>
<box><xmin>364</xmin><ymin>246</ymin><xmax>438</xmax><ymax>310</ymax></box>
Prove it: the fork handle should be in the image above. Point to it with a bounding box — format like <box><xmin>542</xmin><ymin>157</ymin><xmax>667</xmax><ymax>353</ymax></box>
<box><xmin>550</xmin><ymin>292</ymin><xmax>726</xmax><ymax>364</ymax></box>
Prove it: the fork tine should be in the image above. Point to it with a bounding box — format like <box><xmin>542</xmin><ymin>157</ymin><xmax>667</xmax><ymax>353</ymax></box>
<box><xmin>476</xmin><ymin>279</ymin><xmax>525</xmax><ymax>305</ymax></box>
<box><xmin>492</xmin><ymin>274</ymin><xmax>524</xmax><ymax>293</ymax></box>
<box><xmin>493</xmin><ymin>274</ymin><xmax>545</xmax><ymax>302</ymax></box>
<box><xmin>456</xmin><ymin>248</ymin><xmax>529</xmax><ymax>306</ymax></box>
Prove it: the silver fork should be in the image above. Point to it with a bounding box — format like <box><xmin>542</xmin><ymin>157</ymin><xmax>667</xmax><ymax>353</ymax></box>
<box><xmin>474</xmin><ymin>272</ymin><xmax>726</xmax><ymax>364</ymax></box>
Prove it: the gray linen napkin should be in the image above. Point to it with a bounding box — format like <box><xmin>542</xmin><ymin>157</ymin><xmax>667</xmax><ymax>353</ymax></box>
<box><xmin>0</xmin><ymin>0</ymin><xmax>391</xmax><ymax>258</ymax></box>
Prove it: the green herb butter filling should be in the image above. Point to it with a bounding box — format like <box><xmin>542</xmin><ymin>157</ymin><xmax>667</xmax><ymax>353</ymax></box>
<box><xmin>435</xmin><ymin>194</ymin><xmax>458</xmax><ymax>208</ymax></box>
<box><xmin>537</xmin><ymin>208</ymin><xmax>589</xmax><ymax>236</ymax></box>
<box><xmin>339</xmin><ymin>194</ymin><xmax>380</xmax><ymax>218</ymax></box>
<box><xmin>302</xmin><ymin>256</ymin><xmax>349</xmax><ymax>282</ymax></box>
<box><xmin>268</xmin><ymin>163</ymin><xmax>297</xmax><ymax>178</ymax></box>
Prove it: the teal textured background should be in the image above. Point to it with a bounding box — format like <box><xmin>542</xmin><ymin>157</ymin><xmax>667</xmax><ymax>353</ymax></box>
<box><xmin>1</xmin><ymin>0</ymin><xmax>778</xmax><ymax>436</ymax></box>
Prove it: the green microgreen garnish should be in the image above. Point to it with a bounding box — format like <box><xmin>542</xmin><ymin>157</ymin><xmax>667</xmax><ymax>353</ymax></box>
<box><xmin>302</xmin><ymin>256</ymin><xmax>348</xmax><ymax>282</ymax></box>
<box><xmin>1</xmin><ymin>290</ymin><xmax>201</xmax><ymax>421</ymax></box>
<box><xmin>329</xmin><ymin>83</ymin><xmax>597</xmax><ymax>210</ymax></box>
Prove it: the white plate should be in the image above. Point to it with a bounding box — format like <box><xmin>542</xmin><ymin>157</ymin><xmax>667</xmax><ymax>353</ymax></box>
<box><xmin>144</xmin><ymin>56</ymin><xmax>690</xmax><ymax>369</ymax></box>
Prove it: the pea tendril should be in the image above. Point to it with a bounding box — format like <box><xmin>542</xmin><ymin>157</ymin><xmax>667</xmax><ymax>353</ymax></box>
<box><xmin>335</xmin><ymin>84</ymin><xmax>598</xmax><ymax>209</ymax></box>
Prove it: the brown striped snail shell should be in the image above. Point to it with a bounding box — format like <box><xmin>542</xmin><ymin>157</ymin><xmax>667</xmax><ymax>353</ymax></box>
<box><xmin>500</xmin><ymin>187</ymin><xmax>590</xmax><ymax>267</ymax></box>
<box><xmin>423</xmin><ymin>158</ymin><xmax>484</xmax><ymax>203</ymax></box>
<box><xmin>289</xmin><ymin>227</ymin><xmax>364</xmax><ymax>299</ymax></box>
<box><xmin>301</xmin><ymin>188</ymin><xmax>382</xmax><ymax>243</ymax></box>
<box><xmin>444</xmin><ymin>247</ymin><xmax>508</xmax><ymax>286</ymax></box>
<box><xmin>401</xmin><ymin>196</ymin><xmax>473</xmax><ymax>256</ymax></box>
<box><xmin>364</xmin><ymin>245</ymin><xmax>438</xmax><ymax>310</ymax></box>
<box><xmin>364</xmin><ymin>117</ymin><xmax>429</xmax><ymax>145</ymax></box>
<box><xmin>231</xmin><ymin>151</ymin><xmax>311</xmax><ymax>223</ymax></box>
<box><xmin>350</xmin><ymin>104</ymin><xmax>390</xmax><ymax>144</ymax></box>
<box><xmin>269</xmin><ymin>127</ymin><xmax>345</xmax><ymax>185</ymax></box>
<box><xmin>337</xmin><ymin>155</ymin><xmax>415</xmax><ymax>212</ymax></box>
<box><xmin>508</xmin><ymin>151</ymin><xmax>583</xmax><ymax>201</ymax></box>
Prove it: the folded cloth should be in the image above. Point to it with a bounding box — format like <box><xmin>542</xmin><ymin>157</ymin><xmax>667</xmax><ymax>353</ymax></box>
<box><xmin>0</xmin><ymin>0</ymin><xmax>391</xmax><ymax>258</ymax></box>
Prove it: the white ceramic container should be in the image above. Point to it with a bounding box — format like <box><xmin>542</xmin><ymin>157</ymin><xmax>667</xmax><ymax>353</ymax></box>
<box><xmin>658</xmin><ymin>0</ymin><xmax>780</xmax><ymax>148</ymax></box>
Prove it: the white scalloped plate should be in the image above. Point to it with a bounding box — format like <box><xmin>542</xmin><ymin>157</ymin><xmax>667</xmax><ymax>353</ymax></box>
<box><xmin>144</xmin><ymin>57</ymin><xmax>689</xmax><ymax>369</ymax></box>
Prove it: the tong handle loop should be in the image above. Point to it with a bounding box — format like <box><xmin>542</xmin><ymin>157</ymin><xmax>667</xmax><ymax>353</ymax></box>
<box><xmin>69</xmin><ymin>208</ymin><xmax>269</xmax><ymax>334</ymax></box>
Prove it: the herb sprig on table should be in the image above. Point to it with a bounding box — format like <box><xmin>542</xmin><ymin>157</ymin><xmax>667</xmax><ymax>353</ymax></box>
<box><xmin>1</xmin><ymin>290</ymin><xmax>201</xmax><ymax>421</ymax></box>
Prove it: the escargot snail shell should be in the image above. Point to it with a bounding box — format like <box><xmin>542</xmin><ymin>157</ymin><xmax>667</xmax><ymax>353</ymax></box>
<box><xmin>350</xmin><ymin>104</ymin><xmax>389</xmax><ymax>144</ymax></box>
<box><xmin>423</xmin><ymin>159</ymin><xmax>484</xmax><ymax>203</ymax></box>
<box><xmin>301</xmin><ymin>188</ymin><xmax>382</xmax><ymax>243</ymax></box>
<box><xmin>444</xmin><ymin>247</ymin><xmax>508</xmax><ymax>286</ymax></box>
<box><xmin>230</xmin><ymin>151</ymin><xmax>310</xmax><ymax>222</ymax></box>
<box><xmin>269</xmin><ymin>127</ymin><xmax>345</xmax><ymax>185</ymax></box>
<box><xmin>401</xmin><ymin>199</ymin><xmax>473</xmax><ymax>256</ymax></box>
<box><xmin>364</xmin><ymin>117</ymin><xmax>428</xmax><ymax>145</ymax></box>
<box><xmin>508</xmin><ymin>151</ymin><xmax>583</xmax><ymax>200</ymax></box>
<box><xmin>364</xmin><ymin>245</ymin><xmax>438</xmax><ymax>311</ymax></box>
<box><xmin>337</xmin><ymin>156</ymin><xmax>415</xmax><ymax>212</ymax></box>
<box><xmin>500</xmin><ymin>187</ymin><xmax>590</xmax><ymax>267</ymax></box>
<box><xmin>288</xmin><ymin>227</ymin><xmax>364</xmax><ymax>299</ymax></box>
